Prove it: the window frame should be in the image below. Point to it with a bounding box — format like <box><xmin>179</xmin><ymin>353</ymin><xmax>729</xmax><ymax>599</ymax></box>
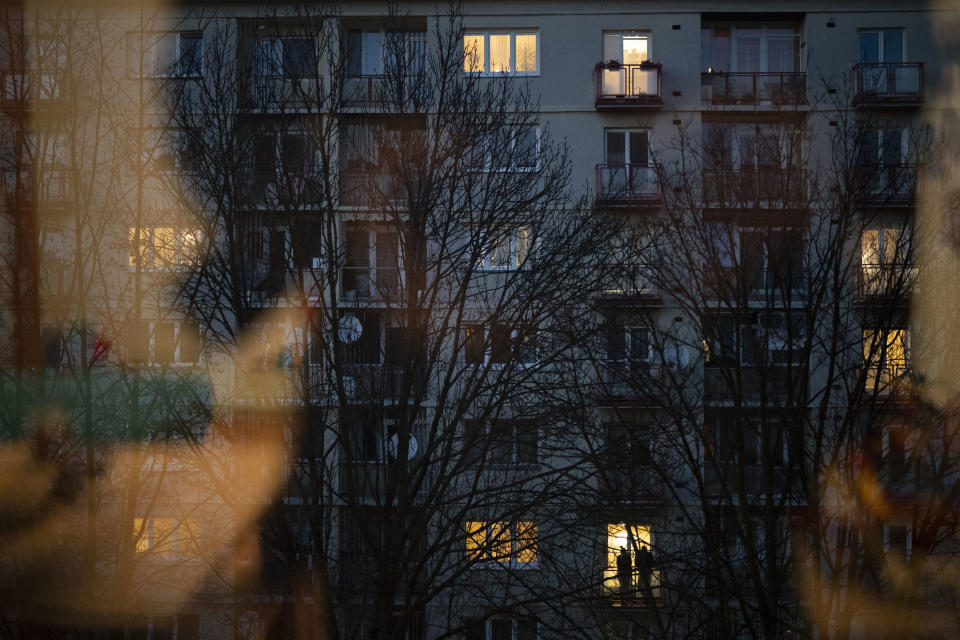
<box><xmin>462</xmin><ymin>419</ymin><xmax>539</xmax><ymax>467</ymax></box>
<box><xmin>863</xmin><ymin>327</ymin><xmax>910</xmax><ymax>389</ymax></box>
<box><xmin>476</xmin><ymin>226</ymin><xmax>533</xmax><ymax>270</ymax></box>
<box><xmin>133</xmin><ymin>516</ymin><xmax>200</xmax><ymax>558</ymax></box>
<box><xmin>464</xmin><ymin>617</ymin><xmax>538</xmax><ymax>640</ymax></box>
<box><xmin>465</xmin><ymin>520</ymin><xmax>539</xmax><ymax>567</ymax></box>
<box><xmin>700</xmin><ymin>23</ymin><xmax>801</xmax><ymax>73</ymax></box>
<box><xmin>858</xmin><ymin>28</ymin><xmax>907</xmax><ymax>64</ymax></box>
<box><xmin>126</xmin><ymin>31</ymin><xmax>203</xmax><ymax>78</ymax></box>
<box><xmin>252</xmin><ymin>35</ymin><xmax>318</xmax><ymax>79</ymax></box>
<box><xmin>128</xmin><ymin>226</ymin><xmax>203</xmax><ymax>270</ymax></box>
<box><xmin>463</xmin><ymin>30</ymin><xmax>540</xmax><ymax>76</ymax></box>
<box><xmin>463</xmin><ymin>324</ymin><xmax>537</xmax><ymax>367</ymax></box>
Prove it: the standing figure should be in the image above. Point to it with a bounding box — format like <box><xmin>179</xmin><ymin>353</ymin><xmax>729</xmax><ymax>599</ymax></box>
<box><xmin>616</xmin><ymin>546</ymin><xmax>632</xmax><ymax>596</ymax></box>
<box><xmin>637</xmin><ymin>544</ymin><xmax>654</xmax><ymax>591</ymax></box>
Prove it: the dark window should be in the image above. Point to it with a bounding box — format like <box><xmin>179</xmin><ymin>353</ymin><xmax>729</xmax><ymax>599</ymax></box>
<box><xmin>41</xmin><ymin>326</ymin><xmax>61</xmax><ymax>368</ymax></box>
<box><xmin>179</xmin><ymin>320</ymin><xmax>200</xmax><ymax>363</ymax></box>
<box><xmin>180</xmin><ymin>34</ymin><xmax>203</xmax><ymax>76</ymax></box>
<box><xmin>489</xmin><ymin>325</ymin><xmax>511</xmax><ymax>364</ymax></box>
<box><xmin>177</xmin><ymin>614</ymin><xmax>200</xmax><ymax>640</ymax></box>
<box><xmin>465</xmin><ymin>325</ymin><xmax>485</xmax><ymax>364</ymax></box>
<box><xmin>283</xmin><ymin>37</ymin><xmax>316</xmax><ymax>77</ymax></box>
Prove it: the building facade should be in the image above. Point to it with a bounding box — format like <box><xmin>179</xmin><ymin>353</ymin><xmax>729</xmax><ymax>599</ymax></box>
<box><xmin>1</xmin><ymin>1</ymin><xmax>959</xmax><ymax>639</ymax></box>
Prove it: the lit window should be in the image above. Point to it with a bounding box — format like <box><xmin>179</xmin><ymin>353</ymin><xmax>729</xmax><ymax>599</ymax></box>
<box><xmin>863</xmin><ymin>328</ymin><xmax>909</xmax><ymax>389</ymax></box>
<box><xmin>604</xmin><ymin>523</ymin><xmax>660</xmax><ymax>597</ymax></box>
<box><xmin>129</xmin><ymin>227</ymin><xmax>202</xmax><ymax>269</ymax></box>
<box><xmin>476</xmin><ymin>227</ymin><xmax>531</xmax><ymax>269</ymax></box>
<box><xmin>126</xmin><ymin>32</ymin><xmax>203</xmax><ymax>77</ymax></box>
<box><xmin>463</xmin><ymin>31</ymin><xmax>539</xmax><ymax>74</ymax></box>
<box><xmin>133</xmin><ymin>517</ymin><xmax>199</xmax><ymax>557</ymax></box>
<box><xmin>465</xmin><ymin>521</ymin><xmax>537</xmax><ymax>564</ymax></box>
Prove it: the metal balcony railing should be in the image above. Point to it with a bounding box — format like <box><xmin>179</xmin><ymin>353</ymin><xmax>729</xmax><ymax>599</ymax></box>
<box><xmin>701</xmin><ymin>71</ymin><xmax>806</xmax><ymax>105</ymax></box>
<box><xmin>599</xmin><ymin>265</ymin><xmax>661</xmax><ymax>301</ymax></box>
<box><xmin>245</xmin><ymin>75</ymin><xmax>322</xmax><ymax>110</ymax></box>
<box><xmin>856</xmin><ymin>263</ymin><xmax>918</xmax><ymax>299</ymax></box>
<box><xmin>702</xmin><ymin>168</ymin><xmax>807</xmax><ymax>207</ymax></box>
<box><xmin>340</xmin><ymin>266</ymin><xmax>401</xmax><ymax>301</ymax></box>
<box><xmin>339</xmin><ymin>171</ymin><xmax>411</xmax><ymax>207</ymax></box>
<box><xmin>598</xmin><ymin>363</ymin><xmax>662</xmax><ymax>405</ymax></box>
<box><xmin>343</xmin><ymin>74</ymin><xmax>420</xmax><ymax>105</ymax></box>
<box><xmin>595</xmin><ymin>163</ymin><xmax>661</xmax><ymax>204</ymax></box>
<box><xmin>602</xmin><ymin>567</ymin><xmax>663</xmax><ymax>603</ymax></box>
<box><xmin>859</xmin><ymin>164</ymin><xmax>917</xmax><ymax>205</ymax></box>
<box><xmin>594</xmin><ymin>62</ymin><xmax>662</xmax><ymax>108</ymax></box>
<box><xmin>853</xmin><ymin>62</ymin><xmax>924</xmax><ymax>105</ymax></box>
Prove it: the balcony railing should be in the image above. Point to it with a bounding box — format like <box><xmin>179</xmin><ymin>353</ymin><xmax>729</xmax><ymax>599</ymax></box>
<box><xmin>599</xmin><ymin>265</ymin><xmax>661</xmax><ymax>301</ymax></box>
<box><xmin>701</xmin><ymin>71</ymin><xmax>806</xmax><ymax>106</ymax></box>
<box><xmin>595</xmin><ymin>163</ymin><xmax>661</xmax><ymax>204</ymax></box>
<box><xmin>340</xmin><ymin>364</ymin><xmax>406</xmax><ymax>401</ymax></box>
<box><xmin>245</xmin><ymin>75</ymin><xmax>322</xmax><ymax>110</ymax></box>
<box><xmin>602</xmin><ymin>567</ymin><xmax>663</xmax><ymax>603</ymax></box>
<box><xmin>702</xmin><ymin>168</ymin><xmax>807</xmax><ymax>207</ymax></box>
<box><xmin>856</xmin><ymin>263</ymin><xmax>918</xmax><ymax>299</ymax></box>
<box><xmin>594</xmin><ymin>62</ymin><xmax>662</xmax><ymax>108</ymax></box>
<box><xmin>853</xmin><ymin>63</ymin><xmax>924</xmax><ymax>105</ymax></box>
<box><xmin>340</xmin><ymin>266</ymin><xmax>401</xmax><ymax>301</ymax></box>
<box><xmin>704</xmin><ymin>365</ymin><xmax>806</xmax><ymax>405</ymax></box>
<box><xmin>859</xmin><ymin>164</ymin><xmax>917</xmax><ymax>205</ymax></box>
<box><xmin>703</xmin><ymin>267</ymin><xmax>808</xmax><ymax>299</ymax></box>
<box><xmin>339</xmin><ymin>171</ymin><xmax>411</xmax><ymax>207</ymax></box>
<box><xmin>343</xmin><ymin>74</ymin><xmax>421</xmax><ymax>105</ymax></box>
<box><xmin>1</xmin><ymin>70</ymin><xmax>65</xmax><ymax>107</ymax></box>
<box><xmin>598</xmin><ymin>363</ymin><xmax>662</xmax><ymax>405</ymax></box>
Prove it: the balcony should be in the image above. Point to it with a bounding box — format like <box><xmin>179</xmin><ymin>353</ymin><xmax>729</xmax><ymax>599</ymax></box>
<box><xmin>701</xmin><ymin>71</ymin><xmax>806</xmax><ymax>106</ymax></box>
<box><xmin>855</xmin><ymin>264</ymin><xmax>917</xmax><ymax>302</ymax></box>
<box><xmin>244</xmin><ymin>75</ymin><xmax>322</xmax><ymax>111</ymax></box>
<box><xmin>702</xmin><ymin>169</ymin><xmax>807</xmax><ymax>209</ymax></box>
<box><xmin>595</xmin><ymin>163</ymin><xmax>661</xmax><ymax>207</ymax></box>
<box><xmin>340</xmin><ymin>266</ymin><xmax>401</xmax><ymax>302</ymax></box>
<box><xmin>343</xmin><ymin>74</ymin><xmax>421</xmax><ymax>107</ymax></box>
<box><xmin>602</xmin><ymin>567</ymin><xmax>663</xmax><ymax>605</ymax></box>
<box><xmin>1</xmin><ymin>70</ymin><xmax>67</xmax><ymax>113</ymax></box>
<box><xmin>598</xmin><ymin>363</ymin><xmax>663</xmax><ymax>406</ymax></box>
<box><xmin>598</xmin><ymin>265</ymin><xmax>661</xmax><ymax>304</ymax></box>
<box><xmin>339</xmin><ymin>171</ymin><xmax>412</xmax><ymax>207</ymax></box>
<box><xmin>704</xmin><ymin>267</ymin><xmax>808</xmax><ymax>300</ymax></box>
<box><xmin>853</xmin><ymin>63</ymin><xmax>924</xmax><ymax>107</ymax></box>
<box><xmin>858</xmin><ymin>164</ymin><xmax>917</xmax><ymax>206</ymax></box>
<box><xmin>600</xmin><ymin>467</ymin><xmax>665</xmax><ymax>504</ymax></box>
<box><xmin>594</xmin><ymin>62</ymin><xmax>662</xmax><ymax>109</ymax></box>
<box><xmin>704</xmin><ymin>366</ymin><xmax>806</xmax><ymax>405</ymax></box>
<box><xmin>340</xmin><ymin>364</ymin><xmax>406</xmax><ymax>401</ymax></box>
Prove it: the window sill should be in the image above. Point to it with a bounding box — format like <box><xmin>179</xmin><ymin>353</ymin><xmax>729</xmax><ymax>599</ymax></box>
<box><xmin>470</xmin><ymin>561</ymin><xmax>539</xmax><ymax>569</ymax></box>
<box><xmin>465</xmin><ymin>71</ymin><xmax>540</xmax><ymax>78</ymax></box>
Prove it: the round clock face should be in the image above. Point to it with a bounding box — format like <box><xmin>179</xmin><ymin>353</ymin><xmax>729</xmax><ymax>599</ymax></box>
<box><xmin>388</xmin><ymin>433</ymin><xmax>419</xmax><ymax>460</ymax></box>
<box><xmin>337</xmin><ymin>314</ymin><xmax>363</xmax><ymax>343</ymax></box>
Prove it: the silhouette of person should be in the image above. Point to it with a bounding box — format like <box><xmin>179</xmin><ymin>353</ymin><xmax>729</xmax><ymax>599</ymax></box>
<box><xmin>616</xmin><ymin>546</ymin><xmax>632</xmax><ymax>595</ymax></box>
<box><xmin>636</xmin><ymin>543</ymin><xmax>654</xmax><ymax>590</ymax></box>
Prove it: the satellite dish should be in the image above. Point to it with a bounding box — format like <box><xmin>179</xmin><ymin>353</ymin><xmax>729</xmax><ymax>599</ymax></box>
<box><xmin>338</xmin><ymin>314</ymin><xmax>363</xmax><ymax>343</ymax></box>
<box><xmin>388</xmin><ymin>433</ymin><xmax>419</xmax><ymax>460</ymax></box>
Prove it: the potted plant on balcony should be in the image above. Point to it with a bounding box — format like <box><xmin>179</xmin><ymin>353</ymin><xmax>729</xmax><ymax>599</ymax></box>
<box><xmin>604</xmin><ymin>59</ymin><xmax>621</xmax><ymax>70</ymax></box>
<box><xmin>640</xmin><ymin>60</ymin><xmax>656</xmax><ymax>69</ymax></box>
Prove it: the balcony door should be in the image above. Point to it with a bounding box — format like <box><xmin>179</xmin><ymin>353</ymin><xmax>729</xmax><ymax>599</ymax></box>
<box><xmin>604</xmin><ymin>130</ymin><xmax>654</xmax><ymax>195</ymax></box>
<box><xmin>859</xmin><ymin>29</ymin><xmax>906</xmax><ymax>95</ymax></box>
<box><xmin>601</xmin><ymin>32</ymin><xmax>651</xmax><ymax>96</ymax></box>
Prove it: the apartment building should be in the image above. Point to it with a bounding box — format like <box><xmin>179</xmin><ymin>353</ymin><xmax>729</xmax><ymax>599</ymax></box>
<box><xmin>0</xmin><ymin>1</ymin><xmax>958</xmax><ymax>639</ymax></box>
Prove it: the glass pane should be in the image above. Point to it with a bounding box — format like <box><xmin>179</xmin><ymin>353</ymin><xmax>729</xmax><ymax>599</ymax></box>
<box><xmin>515</xmin><ymin>227</ymin><xmax>531</xmax><ymax>265</ymax></box>
<box><xmin>736</xmin><ymin>34</ymin><xmax>761</xmax><ymax>72</ymax></box>
<box><xmin>515</xmin><ymin>521</ymin><xmax>537</xmax><ymax>562</ymax></box>
<box><xmin>515</xmin><ymin>34</ymin><xmax>537</xmax><ymax>71</ymax></box>
<box><xmin>606</xmin><ymin>131</ymin><xmax>625</xmax><ymax>165</ymax></box>
<box><xmin>364</xmin><ymin>31</ymin><xmax>383</xmax><ymax>75</ymax></box>
<box><xmin>489</xmin><ymin>34</ymin><xmax>511</xmax><ymax>72</ymax></box>
<box><xmin>180</xmin><ymin>35</ymin><xmax>202</xmax><ymax>76</ymax></box>
<box><xmin>883</xmin><ymin>29</ymin><xmax>903</xmax><ymax>63</ymax></box>
<box><xmin>489</xmin><ymin>521</ymin><xmax>511</xmax><ymax>559</ymax></box>
<box><xmin>859</xmin><ymin>31</ymin><xmax>880</xmax><ymax>63</ymax></box>
<box><xmin>861</xmin><ymin>229</ymin><xmax>881</xmax><ymax>265</ymax></box>
<box><xmin>628</xmin><ymin>131</ymin><xmax>648</xmax><ymax>164</ymax></box>
<box><xmin>465</xmin><ymin>521</ymin><xmax>486</xmax><ymax>560</ymax></box>
<box><xmin>767</xmin><ymin>37</ymin><xmax>797</xmax><ymax>73</ymax></box>
<box><xmin>283</xmin><ymin>37</ymin><xmax>316</xmax><ymax>77</ymax></box>
<box><xmin>463</xmin><ymin>34</ymin><xmax>484</xmax><ymax>72</ymax></box>
<box><xmin>622</xmin><ymin>36</ymin><xmax>647</xmax><ymax>65</ymax></box>
<box><xmin>604</xmin><ymin>33</ymin><xmax>622</xmax><ymax>62</ymax></box>
<box><xmin>156</xmin><ymin>34</ymin><xmax>177</xmax><ymax>75</ymax></box>
<box><xmin>346</xmin><ymin>30</ymin><xmax>363</xmax><ymax>75</ymax></box>
<box><xmin>491</xmin><ymin>620</ymin><xmax>512</xmax><ymax>640</ymax></box>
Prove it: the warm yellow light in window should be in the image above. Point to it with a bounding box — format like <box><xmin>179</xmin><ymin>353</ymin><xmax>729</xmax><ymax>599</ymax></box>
<box><xmin>515</xmin><ymin>521</ymin><xmax>537</xmax><ymax>562</ymax></box>
<box><xmin>154</xmin><ymin>227</ymin><xmax>176</xmax><ymax>266</ymax></box>
<box><xmin>489</xmin><ymin>34</ymin><xmax>511</xmax><ymax>72</ymax></box>
<box><xmin>129</xmin><ymin>227</ymin><xmax>150</xmax><ymax>267</ymax></box>
<box><xmin>153</xmin><ymin>517</ymin><xmax>176</xmax><ymax>555</ymax></box>
<box><xmin>465</xmin><ymin>520</ymin><xmax>486</xmax><ymax>560</ymax></box>
<box><xmin>133</xmin><ymin>517</ymin><xmax>149</xmax><ymax>553</ymax></box>
<box><xmin>178</xmin><ymin>518</ymin><xmax>199</xmax><ymax>555</ymax></box>
<box><xmin>489</xmin><ymin>520</ymin><xmax>511</xmax><ymax>559</ymax></box>
<box><xmin>464</xmin><ymin>35</ymin><xmax>484</xmax><ymax>72</ymax></box>
<box><xmin>515</xmin><ymin>34</ymin><xmax>537</xmax><ymax>72</ymax></box>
